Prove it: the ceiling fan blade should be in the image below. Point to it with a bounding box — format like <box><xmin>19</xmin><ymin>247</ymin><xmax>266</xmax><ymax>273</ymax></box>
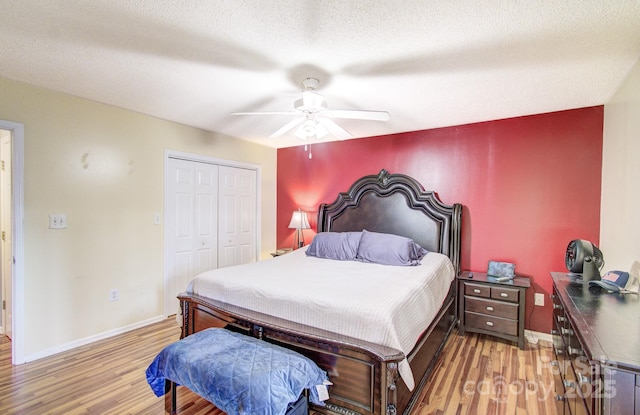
<box><xmin>317</xmin><ymin>117</ymin><xmax>352</xmax><ymax>140</ymax></box>
<box><xmin>231</xmin><ymin>111</ymin><xmax>296</xmax><ymax>116</ymax></box>
<box><xmin>269</xmin><ymin>117</ymin><xmax>304</xmax><ymax>138</ymax></box>
<box><xmin>323</xmin><ymin>109</ymin><xmax>390</xmax><ymax>121</ymax></box>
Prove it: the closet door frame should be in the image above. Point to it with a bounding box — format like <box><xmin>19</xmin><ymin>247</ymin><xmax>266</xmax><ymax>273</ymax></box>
<box><xmin>163</xmin><ymin>150</ymin><xmax>261</xmax><ymax>317</ymax></box>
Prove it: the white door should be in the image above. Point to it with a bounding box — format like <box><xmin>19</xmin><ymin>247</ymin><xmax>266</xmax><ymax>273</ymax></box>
<box><xmin>165</xmin><ymin>158</ymin><xmax>218</xmax><ymax>315</ymax></box>
<box><xmin>1</xmin><ymin>132</ymin><xmax>12</xmax><ymax>339</ymax></box>
<box><xmin>193</xmin><ymin>163</ymin><xmax>219</xmax><ymax>275</ymax></box>
<box><xmin>218</xmin><ymin>166</ymin><xmax>257</xmax><ymax>268</ymax></box>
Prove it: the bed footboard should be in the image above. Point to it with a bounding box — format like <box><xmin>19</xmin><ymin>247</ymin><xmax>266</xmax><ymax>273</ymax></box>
<box><xmin>178</xmin><ymin>283</ymin><xmax>456</xmax><ymax>415</ymax></box>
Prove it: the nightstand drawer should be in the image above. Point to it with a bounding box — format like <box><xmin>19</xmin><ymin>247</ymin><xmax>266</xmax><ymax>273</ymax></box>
<box><xmin>465</xmin><ymin>296</ymin><xmax>518</xmax><ymax>320</ymax></box>
<box><xmin>465</xmin><ymin>311</ymin><xmax>518</xmax><ymax>337</ymax></box>
<box><xmin>490</xmin><ymin>286</ymin><xmax>519</xmax><ymax>303</ymax></box>
<box><xmin>464</xmin><ymin>283</ymin><xmax>490</xmax><ymax>298</ymax></box>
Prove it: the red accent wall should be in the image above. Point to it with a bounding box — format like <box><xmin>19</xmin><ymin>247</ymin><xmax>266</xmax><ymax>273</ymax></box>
<box><xmin>277</xmin><ymin>106</ymin><xmax>603</xmax><ymax>334</ymax></box>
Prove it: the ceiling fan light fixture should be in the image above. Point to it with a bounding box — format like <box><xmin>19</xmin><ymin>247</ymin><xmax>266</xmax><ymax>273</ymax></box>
<box><xmin>294</xmin><ymin>120</ymin><xmax>314</xmax><ymax>139</ymax></box>
<box><xmin>294</xmin><ymin>118</ymin><xmax>328</xmax><ymax>140</ymax></box>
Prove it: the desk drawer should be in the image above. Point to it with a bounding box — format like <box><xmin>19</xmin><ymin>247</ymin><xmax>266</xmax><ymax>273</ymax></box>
<box><xmin>465</xmin><ymin>311</ymin><xmax>518</xmax><ymax>337</ymax></box>
<box><xmin>465</xmin><ymin>296</ymin><xmax>518</xmax><ymax>320</ymax></box>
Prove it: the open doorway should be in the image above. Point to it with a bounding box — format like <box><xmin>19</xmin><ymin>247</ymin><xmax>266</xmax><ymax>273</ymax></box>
<box><xmin>0</xmin><ymin>120</ymin><xmax>24</xmax><ymax>365</ymax></box>
<box><xmin>0</xmin><ymin>129</ymin><xmax>12</xmax><ymax>340</ymax></box>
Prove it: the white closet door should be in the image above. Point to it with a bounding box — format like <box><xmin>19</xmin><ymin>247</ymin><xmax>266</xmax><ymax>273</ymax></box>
<box><xmin>165</xmin><ymin>158</ymin><xmax>218</xmax><ymax>316</ymax></box>
<box><xmin>193</xmin><ymin>163</ymin><xmax>219</xmax><ymax>274</ymax></box>
<box><xmin>218</xmin><ymin>166</ymin><xmax>257</xmax><ymax>268</ymax></box>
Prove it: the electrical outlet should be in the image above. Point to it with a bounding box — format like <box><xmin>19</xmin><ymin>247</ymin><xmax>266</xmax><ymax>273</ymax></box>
<box><xmin>534</xmin><ymin>293</ymin><xmax>545</xmax><ymax>306</ymax></box>
<box><xmin>109</xmin><ymin>289</ymin><xmax>119</xmax><ymax>302</ymax></box>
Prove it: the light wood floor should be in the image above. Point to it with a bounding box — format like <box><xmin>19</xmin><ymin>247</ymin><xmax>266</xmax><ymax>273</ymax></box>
<box><xmin>414</xmin><ymin>331</ymin><xmax>557</xmax><ymax>415</ymax></box>
<box><xmin>0</xmin><ymin>318</ymin><xmax>557</xmax><ymax>415</ymax></box>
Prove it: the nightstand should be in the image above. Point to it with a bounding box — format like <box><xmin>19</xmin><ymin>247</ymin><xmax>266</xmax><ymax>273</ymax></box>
<box><xmin>457</xmin><ymin>271</ymin><xmax>530</xmax><ymax>349</ymax></box>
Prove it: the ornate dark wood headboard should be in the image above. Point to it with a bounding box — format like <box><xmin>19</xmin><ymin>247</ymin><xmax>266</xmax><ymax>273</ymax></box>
<box><xmin>317</xmin><ymin>169</ymin><xmax>462</xmax><ymax>274</ymax></box>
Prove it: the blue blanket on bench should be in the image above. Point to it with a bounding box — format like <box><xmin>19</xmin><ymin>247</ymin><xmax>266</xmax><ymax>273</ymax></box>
<box><xmin>146</xmin><ymin>328</ymin><xmax>329</xmax><ymax>415</ymax></box>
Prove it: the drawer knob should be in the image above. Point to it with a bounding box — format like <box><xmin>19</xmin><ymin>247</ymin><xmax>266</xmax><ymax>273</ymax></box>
<box><xmin>485</xmin><ymin>321</ymin><xmax>494</xmax><ymax>327</ymax></box>
<box><xmin>577</xmin><ymin>373</ymin><xmax>591</xmax><ymax>384</ymax></box>
<box><xmin>473</xmin><ymin>289</ymin><xmax>481</xmax><ymax>294</ymax></box>
<box><xmin>553</xmin><ymin>303</ymin><xmax>563</xmax><ymax>310</ymax></box>
<box><xmin>561</xmin><ymin>327</ymin><xmax>574</xmax><ymax>336</ymax></box>
<box><xmin>557</xmin><ymin>315</ymin><xmax>566</xmax><ymax>323</ymax></box>
<box><xmin>486</xmin><ymin>306</ymin><xmax>494</xmax><ymax>312</ymax></box>
<box><xmin>500</xmin><ymin>292</ymin><xmax>508</xmax><ymax>298</ymax></box>
<box><xmin>555</xmin><ymin>394</ymin><xmax>566</xmax><ymax>402</ymax></box>
<box><xmin>554</xmin><ymin>348</ymin><xmax>565</xmax><ymax>355</ymax></box>
<box><xmin>567</xmin><ymin>346</ymin><xmax>582</xmax><ymax>356</ymax></box>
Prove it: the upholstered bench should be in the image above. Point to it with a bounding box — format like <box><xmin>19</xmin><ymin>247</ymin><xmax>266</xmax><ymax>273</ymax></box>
<box><xmin>146</xmin><ymin>328</ymin><xmax>329</xmax><ymax>415</ymax></box>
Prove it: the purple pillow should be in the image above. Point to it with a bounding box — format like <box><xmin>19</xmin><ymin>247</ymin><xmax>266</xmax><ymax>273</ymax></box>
<box><xmin>306</xmin><ymin>232</ymin><xmax>362</xmax><ymax>261</ymax></box>
<box><xmin>356</xmin><ymin>230</ymin><xmax>428</xmax><ymax>266</ymax></box>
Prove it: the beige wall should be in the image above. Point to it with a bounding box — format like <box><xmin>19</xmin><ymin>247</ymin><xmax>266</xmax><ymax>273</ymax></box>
<box><xmin>0</xmin><ymin>77</ymin><xmax>276</xmax><ymax>357</ymax></box>
<box><xmin>601</xmin><ymin>59</ymin><xmax>640</xmax><ymax>275</ymax></box>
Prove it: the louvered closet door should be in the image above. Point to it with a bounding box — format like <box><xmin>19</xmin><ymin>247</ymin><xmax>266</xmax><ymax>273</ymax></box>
<box><xmin>218</xmin><ymin>166</ymin><xmax>257</xmax><ymax>268</ymax></box>
<box><xmin>165</xmin><ymin>158</ymin><xmax>218</xmax><ymax>316</ymax></box>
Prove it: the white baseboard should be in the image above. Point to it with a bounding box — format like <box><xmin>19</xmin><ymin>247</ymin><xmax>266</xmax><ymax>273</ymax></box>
<box><xmin>525</xmin><ymin>329</ymin><xmax>553</xmax><ymax>345</ymax></box>
<box><xmin>23</xmin><ymin>315</ymin><xmax>166</xmax><ymax>363</ymax></box>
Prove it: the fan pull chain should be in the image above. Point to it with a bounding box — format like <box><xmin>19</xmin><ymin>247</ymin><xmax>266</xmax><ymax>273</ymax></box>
<box><xmin>304</xmin><ymin>144</ymin><xmax>312</xmax><ymax>159</ymax></box>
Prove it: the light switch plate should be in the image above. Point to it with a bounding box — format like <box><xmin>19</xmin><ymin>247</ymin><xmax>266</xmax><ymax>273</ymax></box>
<box><xmin>534</xmin><ymin>293</ymin><xmax>545</xmax><ymax>306</ymax></box>
<box><xmin>49</xmin><ymin>214</ymin><xmax>67</xmax><ymax>229</ymax></box>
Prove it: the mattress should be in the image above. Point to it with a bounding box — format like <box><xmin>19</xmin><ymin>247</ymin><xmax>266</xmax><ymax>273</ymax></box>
<box><xmin>186</xmin><ymin>247</ymin><xmax>455</xmax><ymax>391</ymax></box>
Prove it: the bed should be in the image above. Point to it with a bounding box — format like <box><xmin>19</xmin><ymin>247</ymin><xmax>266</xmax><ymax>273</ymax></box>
<box><xmin>177</xmin><ymin>169</ymin><xmax>462</xmax><ymax>415</ymax></box>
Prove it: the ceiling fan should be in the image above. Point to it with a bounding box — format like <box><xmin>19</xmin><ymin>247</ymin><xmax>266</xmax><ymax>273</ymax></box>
<box><xmin>231</xmin><ymin>78</ymin><xmax>390</xmax><ymax>140</ymax></box>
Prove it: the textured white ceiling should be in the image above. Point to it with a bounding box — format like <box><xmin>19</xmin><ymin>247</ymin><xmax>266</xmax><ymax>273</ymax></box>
<box><xmin>2</xmin><ymin>1</ymin><xmax>640</xmax><ymax>148</ymax></box>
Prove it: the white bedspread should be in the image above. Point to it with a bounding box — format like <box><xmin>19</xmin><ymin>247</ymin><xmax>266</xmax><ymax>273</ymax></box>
<box><xmin>186</xmin><ymin>247</ymin><xmax>455</xmax><ymax>391</ymax></box>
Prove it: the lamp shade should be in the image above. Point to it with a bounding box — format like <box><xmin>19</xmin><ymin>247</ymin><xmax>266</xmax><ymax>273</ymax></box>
<box><xmin>288</xmin><ymin>209</ymin><xmax>310</xmax><ymax>230</ymax></box>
